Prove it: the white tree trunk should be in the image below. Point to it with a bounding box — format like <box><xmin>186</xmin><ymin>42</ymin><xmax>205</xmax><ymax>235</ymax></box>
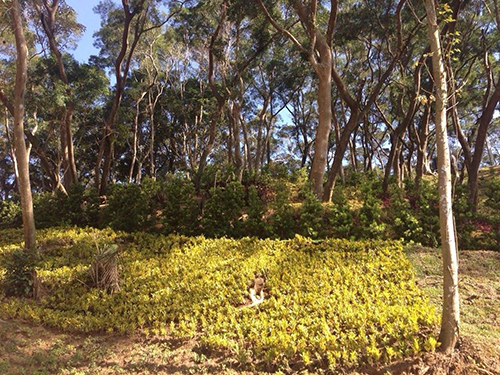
<box><xmin>11</xmin><ymin>0</ymin><xmax>36</xmax><ymax>252</ymax></box>
<box><xmin>424</xmin><ymin>0</ymin><xmax>460</xmax><ymax>353</ymax></box>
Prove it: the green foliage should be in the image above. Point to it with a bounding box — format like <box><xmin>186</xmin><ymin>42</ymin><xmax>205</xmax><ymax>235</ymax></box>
<box><xmin>297</xmin><ymin>184</ymin><xmax>323</xmax><ymax>239</ymax></box>
<box><xmin>482</xmin><ymin>177</ymin><xmax>500</xmax><ymax>250</ymax></box>
<box><xmin>0</xmin><ymin>228</ymin><xmax>439</xmax><ymax>371</ymax></box>
<box><xmin>453</xmin><ymin>184</ymin><xmax>477</xmax><ymax>249</ymax></box>
<box><xmin>162</xmin><ymin>175</ymin><xmax>199</xmax><ymax>236</ymax></box>
<box><xmin>33</xmin><ymin>186</ymin><xmax>100</xmax><ymax>229</ymax></box>
<box><xmin>2</xmin><ymin>248</ymin><xmax>37</xmax><ymax>298</ymax></box>
<box><xmin>61</xmin><ymin>184</ymin><xmax>100</xmax><ymax>227</ymax></box>
<box><xmin>387</xmin><ymin>184</ymin><xmax>421</xmax><ymax>242</ymax></box>
<box><xmin>101</xmin><ymin>181</ymin><xmax>159</xmax><ymax>232</ymax></box>
<box><xmin>202</xmin><ymin>181</ymin><xmax>245</xmax><ymax>238</ymax></box>
<box><xmin>268</xmin><ymin>179</ymin><xmax>295</xmax><ymax>239</ymax></box>
<box><xmin>33</xmin><ymin>192</ymin><xmax>62</xmax><ymax>228</ymax></box>
<box><xmin>244</xmin><ymin>185</ymin><xmax>270</xmax><ymax>237</ymax></box>
<box><xmin>325</xmin><ymin>186</ymin><xmax>353</xmax><ymax>239</ymax></box>
<box><xmin>0</xmin><ymin>199</ymin><xmax>21</xmax><ymax>229</ymax></box>
<box><xmin>407</xmin><ymin>180</ymin><xmax>440</xmax><ymax>248</ymax></box>
<box><xmin>355</xmin><ymin>175</ymin><xmax>386</xmax><ymax>239</ymax></box>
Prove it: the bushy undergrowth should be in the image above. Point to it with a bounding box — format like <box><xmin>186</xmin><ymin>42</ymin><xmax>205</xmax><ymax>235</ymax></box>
<box><xmin>1</xmin><ymin>169</ymin><xmax>497</xmax><ymax>249</ymax></box>
<box><xmin>0</xmin><ymin>228</ymin><xmax>438</xmax><ymax>371</ymax></box>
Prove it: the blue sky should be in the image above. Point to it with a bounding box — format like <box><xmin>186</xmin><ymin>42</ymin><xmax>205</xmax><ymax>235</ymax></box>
<box><xmin>66</xmin><ymin>0</ymin><xmax>101</xmax><ymax>62</ymax></box>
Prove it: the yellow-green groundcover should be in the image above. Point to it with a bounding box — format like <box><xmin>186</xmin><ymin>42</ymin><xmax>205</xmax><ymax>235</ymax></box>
<box><xmin>0</xmin><ymin>228</ymin><xmax>438</xmax><ymax>370</ymax></box>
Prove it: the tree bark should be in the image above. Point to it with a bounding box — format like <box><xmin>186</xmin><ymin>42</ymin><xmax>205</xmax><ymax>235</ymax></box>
<box><xmin>33</xmin><ymin>0</ymin><xmax>78</xmax><ymax>188</ymax></box>
<box><xmin>424</xmin><ymin>0</ymin><xmax>460</xmax><ymax>353</ymax></box>
<box><xmin>11</xmin><ymin>0</ymin><xmax>36</xmax><ymax>252</ymax></box>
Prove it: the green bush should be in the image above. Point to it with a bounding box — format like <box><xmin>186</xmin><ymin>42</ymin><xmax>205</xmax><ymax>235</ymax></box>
<box><xmin>32</xmin><ymin>186</ymin><xmax>100</xmax><ymax>229</ymax></box>
<box><xmin>268</xmin><ymin>179</ymin><xmax>295</xmax><ymax>239</ymax></box>
<box><xmin>162</xmin><ymin>175</ymin><xmax>199</xmax><ymax>236</ymax></box>
<box><xmin>297</xmin><ymin>185</ymin><xmax>324</xmax><ymax>239</ymax></box>
<box><xmin>325</xmin><ymin>186</ymin><xmax>353</xmax><ymax>239</ymax></box>
<box><xmin>2</xmin><ymin>248</ymin><xmax>37</xmax><ymax>298</ymax></box>
<box><xmin>483</xmin><ymin>177</ymin><xmax>500</xmax><ymax>250</ymax></box>
<box><xmin>101</xmin><ymin>182</ymin><xmax>157</xmax><ymax>232</ymax></box>
<box><xmin>0</xmin><ymin>199</ymin><xmax>21</xmax><ymax>229</ymax></box>
<box><xmin>0</xmin><ymin>228</ymin><xmax>439</xmax><ymax>371</ymax></box>
<box><xmin>406</xmin><ymin>179</ymin><xmax>440</xmax><ymax>247</ymax></box>
<box><xmin>244</xmin><ymin>185</ymin><xmax>270</xmax><ymax>238</ymax></box>
<box><xmin>387</xmin><ymin>184</ymin><xmax>421</xmax><ymax>242</ymax></box>
<box><xmin>202</xmin><ymin>181</ymin><xmax>245</xmax><ymax>238</ymax></box>
<box><xmin>62</xmin><ymin>184</ymin><xmax>100</xmax><ymax>227</ymax></box>
<box><xmin>453</xmin><ymin>184</ymin><xmax>477</xmax><ymax>249</ymax></box>
<box><xmin>33</xmin><ymin>192</ymin><xmax>63</xmax><ymax>228</ymax></box>
<box><xmin>355</xmin><ymin>176</ymin><xmax>386</xmax><ymax>239</ymax></box>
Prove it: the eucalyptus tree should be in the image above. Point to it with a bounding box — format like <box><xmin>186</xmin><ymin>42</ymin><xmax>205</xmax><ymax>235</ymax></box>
<box><xmin>30</xmin><ymin>0</ymin><xmax>84</xmax><ymax>188</ymax></box>
<box><xmin>93</xmin><ymin>0</ymin><xmax>181</xmax><ymax>195</ymax></box>
<box><xmin>424</xmin><ymin>0</ymin><xmax>460</xmax><ymax>354</ymax></box>
<box><xmin>256</xmin><ymin>0</ymin><xmax>421</xmax><ymax>200</ymax></box>
<box><xmin>176</xmin><ymin>0</ymin><xmax>278</xmax><ymax>182</ymax></box>
<box><xmin>8</xmin><ymin>0</ymin><xmax>36</xmax><ymax>251</ymax></box>
<box><xmin>256</xmin><ymin>0</ymin><xmax>336</xmax><ymax>198</ymax></box>
<box><xmin>444</xmin><ymin>0</ymin><xmax>500</xmax><ymax>207</ymax></box>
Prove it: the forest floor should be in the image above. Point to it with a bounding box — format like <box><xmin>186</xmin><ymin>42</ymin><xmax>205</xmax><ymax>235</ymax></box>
<box><xmin>0</xmin><ymin>246</ymin><xmax>499</xmax><ymax>375</ymax></box>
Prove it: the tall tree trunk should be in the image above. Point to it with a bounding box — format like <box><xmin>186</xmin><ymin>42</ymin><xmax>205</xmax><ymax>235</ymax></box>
<box><xmin>415</xmin><ymin>104</ymin><xmax>431</xmax><ymax>190</ymax></box>
<box><xmin>310</xmin><ymin>65</ymin><xmax>333</xmax><ymax>198</ymax></box>
<box><xmin>33</xmin><ymin>0</ymin><xmax>78</xmax><ymax>188</ymax></box>
<box><xmin>11</xmin><ymin>0</ymin><xmax>36</xmax><ymax>252</ymax></box>
<box><xmin>424</xmin><ymin>0</ymin><xmax>460</xmax><ymax>353</ymax></box>
<box><xmin>3</xmin><ymin>108</ymin><xmax>20</xmax><ymax>194</ymax></box>
<box><xmin>97</xmin><ymin>0</ymin><xmax>148</xmax><ymax>195</ymax></box>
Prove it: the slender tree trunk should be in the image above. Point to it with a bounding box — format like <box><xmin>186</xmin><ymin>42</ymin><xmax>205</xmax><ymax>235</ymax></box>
<box><xmin>4</xmin><ymin>108</ymin><xmax>20</xmax><ymax>193</ymax></box>
<box><xmin>129</xmin><ymin>93</ymin><xmax>147</xmax><ymax>183</ymax></box>
<box><xmin>33</xmin><ymin>0</ymin><xmax>78</xmax><ymax>188</ymax></box>
<box><xmin>310</xmin><ymin>66</ymin><xmax>333</xmax><ymax>198</ymax></box>
<box><xmin>11</xmin><ymin>0</ymin><xmax>36</xmax><ymax>252</ymax></box>
<box><xmin>415</xmin><ymin>104</ymin><xmax>431</xmax><ymax>190</ymax></box>
<box><xmin>424</xmin><ymin>0</ymin><xmax>460</xmax><ymax>353</ymax></box>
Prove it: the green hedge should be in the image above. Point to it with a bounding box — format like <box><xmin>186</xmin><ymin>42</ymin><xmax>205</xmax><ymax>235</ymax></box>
<box><xmin>0</xmin><ymin>228</ymin><xmax>438</xmax><ymax>371</ymax></box>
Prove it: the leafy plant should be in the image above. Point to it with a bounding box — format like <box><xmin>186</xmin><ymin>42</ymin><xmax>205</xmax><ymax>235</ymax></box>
<box><xmin>162</xmin><ymin>175</ymin><xmax>199</xmax><ymax>236</ymax></box>
<box><xmin>0</xmin><ymin>199</ymin><xmax>21</xmax><ymax>229</ymax></box>
<box><xmin>0</xmin><ymin>228</ymin><xmax>439</xmax><ymax>371</ymax></box>
<box><xmin>202</xmin><ymin>181</ymin><xmax>245</xmax><ymax>238</ymax></box>
<box><xmin>325</xmin><ymin>186</ymin><xmax>353</xmax><ymax>239</ymax></box>
<box><xmin>2</xmin><ymin>248</ymin><xmax>37</xmax><ymax>298</ymax></box>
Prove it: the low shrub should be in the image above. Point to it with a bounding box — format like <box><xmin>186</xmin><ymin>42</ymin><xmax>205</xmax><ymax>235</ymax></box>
<box><xmin>0</xmin><ymin>199</ymin><xmax>21</xmax><ymax>229</ymax></box>
<box><xmin>2</xmin><ymin>248</ymin><xmax>37</xmax><ymax>298</ymax></box>
<box><xmin>101</xmin><ymin>182</ymin><xmax>158</xmax><ymax>232</ymax></box>
<box><xmin>162</xmin><ymin>175</ymin><xmax>199</xmax><ymax>236</ymax></box>
<box><xmin>0</xmin><ymin>228</ymin><xmax>439</xmax><ymax>371</ymax></box>
<box><xmin>202</xmin><ymin>181</ymin><xmax>245</xmax><ymax>238</ymax></box>
<box><xmin>325</xmin><ymin>186</ymin><xmax>353</xmax><ymax>239</ymax></box>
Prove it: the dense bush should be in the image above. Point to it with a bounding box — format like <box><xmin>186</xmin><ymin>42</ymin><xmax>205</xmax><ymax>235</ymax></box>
<box><xmin>161</xmin><ymin>175</ymin><xmax>199</xmax><ymax>236</ymax></box>
<box><xmin>386</xmin><ymin>184</ymin><xmax>421</xmax><ymax>242</ymax></box>
<box><xmin>202</xmin><ymin>181</ymin><xmax>245</xmax><ymax>237</ymax></box>
<box><xmin>101</xmin><ymin>180</ymin><xmax>159</xmax><ymax>232</ymax></box>
<box><xmin>2</xmin><ymin>170</ymin><xmax>495</xmax><ymax>249</ymax></box>
<box><xmin>0</xmin><ymin>228</ymin><xmax>439</xmax><ymax>371</ymax></box>
<box><xmin>405</xmin><ymin>179</ymin><xmax>440</xmax><ymax>247</ymax></box>
<box><xmin>268</xmin><ymin>179</ymin><xmax>295</xmax><ymax>239</ymax></box>
<box><xmin>243</xmin><ymin>185</ymin><xmax>270</xmax><ymax>237</ymax></box>
<box><xmin>0</xmin><ymin>199</ymin><xmax>21</xmax><ymax>229</ymax></box>
<box><xmin>2</xmin><ymin>248</ymin><xmax>37</xmax><ymax>298</ymax></box>
<box><xmin>482</xmin><ymin>177</ymin><xmax>500</xmax><ymax>250</ymax></box>
<box><xmin>325</xmin><ymin>186</ymin><xmax>353</xmax><ymax>239</ymax></box>
<box><xmin>297</xmin><ymin>185</ymin><xmax>324</xmax><ymax>239</ymax></box>
<box><xmin>355</xmin><ymin>174</ymin><xmax>386</xmax><ymax>239</ymax></box>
